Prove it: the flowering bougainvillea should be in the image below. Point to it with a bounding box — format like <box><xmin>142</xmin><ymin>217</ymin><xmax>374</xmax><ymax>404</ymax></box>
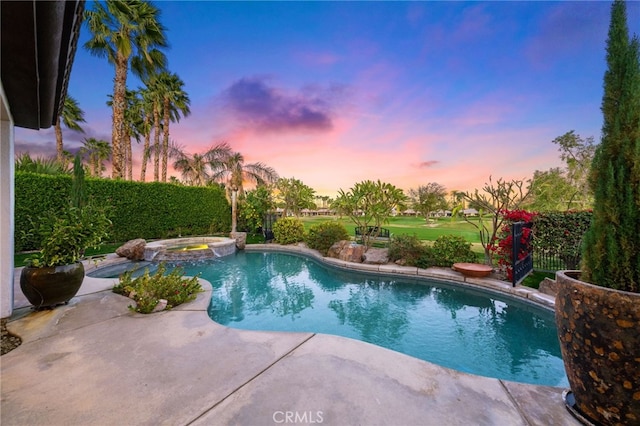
<box><xmin>491</xmin><ymin>209</ymin><xmax>537</xmax><ymax>282</ymax></box>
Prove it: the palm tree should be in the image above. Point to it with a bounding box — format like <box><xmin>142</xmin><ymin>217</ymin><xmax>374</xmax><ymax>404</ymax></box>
<box><xmin>123</xmin><ymin>90</ymin><xmax>146</xmax><ymax>180</ymax></box>
<box><xmin>207</xmin><ymin>143</ymin><xmax>279</xmax><ymax>233</ymax></box>
<box><xmin>55</xmin><ymin>96</ymin><xmax>85</xmax><ymax>164</ymax></box>
<box><xmin>144</xmin><ymin>75</ymin><xmax>164</xmax><ymax>181</ymax></box>
<box><xmin>172</xmin><ymin>150</ymin><xmax>211</xmax><ymax>186</ymax></box>
<box><xmin>107</xmin><ymin>89</ymin><xmax>144</xmax><ymax>180</ymax></box>
<box><xmin>150</xmin><ymin>71</ymin><xmax>190</xmax><ymax>182</ymax></box>
<box><xmin>138</xmin><ymin>85</ymin><xmax>154</xmax><ymax>181</ymax></box>
<box><xmin>15</xmin><ymin>153</ymin><xmax>70</xmax><ymax>175</ymax></box>
<box><xmin>80</xmin><ymin>138</ymin><xmax>111</xmax><ymax>177</ymax></box>
<box><xmin>84</xmin><ymin>0</ymin><xmax>167</xmax><ymax>179</ymax></box>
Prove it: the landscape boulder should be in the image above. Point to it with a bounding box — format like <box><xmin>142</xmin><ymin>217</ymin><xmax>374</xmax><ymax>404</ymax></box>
<box><xmin>116</xmin><ymin>239</ymin><xmax>146</xmax><ymax>260</ymax></box>
<box><xmin>538</xmin><ymin>277</ymin><xmax>559</xmax><ymax>296</ymax></box>
<box><xmin>327</xmin><ymin>240</ymin><xmax>365</xmax><ymax>263</ymax></box>
<box><xmin>230</xmin><ymin>232</ymin><xmax>247</xmax><ymax>250</ymax></box>
<box><xmin>363</xmin><ymin>247</ymin><xmax>389</xmax><ymax>265</ymax></box>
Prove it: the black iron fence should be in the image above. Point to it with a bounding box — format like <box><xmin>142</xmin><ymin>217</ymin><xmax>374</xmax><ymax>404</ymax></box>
<box><xmin>532</xmin><ymin>249</ymin><xmax>581</xmax><ymax>272</ymax></box>
<box><xmin>511</xmin><ymin>221</ymin><xmax>534</xmax><ymax>286</ymax></box>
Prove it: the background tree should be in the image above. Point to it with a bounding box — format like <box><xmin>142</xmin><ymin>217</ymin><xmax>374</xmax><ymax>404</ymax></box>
<box><xmin>208</xmin><ymin>143</ymin><xmax>279</xmax><ymax>233</ymax></box>
<box><xmin>581</xmin><ymin>0</ymin><xmax>640</xmax><ymax>291</ymax></box>
<box><xmin>454</xmin><ymin>176</ymin><xmax>531</xmax><ymax>266</ymax></box>
<box><xmin>154</xmin><ymin>71</ymin><xmax>190</xmax><ymax>182</ymax></box>
<box><xmin>409</xmin><ymin>183</ymin><xmax>448</xmax><ymax>222</ymax></box>
<box><xmin>332</xmin><ymin>180</ymin><xmax>407</xmax><ymax>248</ymax></box>
<box><xmin>15</xmin><ymin>153</ymin><xmax>69</xmax><ymax>175</ymax></box>
<box><xmin>123</xmin><ymin>89</ymin><xmax>146</xmax><ymax>180</ymax></box>
<box><xmin>172</xmin><ymin>150</ymin><xmax>210</xmax><ymax>186</ymax></box>
<box><xmin>524</xmin><ymin>168</ymin><xmax>575</xmax><ymax>211</ymax></box>
<box><xmin>240</xmin><ymin>186</ymin><xmax>276</xmax><ymax>233</ymax></box>
<box><xmin>275</xmin><ymin>177</ymin><xmax>316</xmax><ymax>217</ymax></box>
<box><xmin>145</xmin><ymin>75</ymin><xmax>164</xmax><ymax>182</ymax></box>
<box><xmin>107</xmin><ymin>89</ymin><xmax>143</xmax><ymax>179</ymax></box>
<box><xmin>80</xmin><ymin>138</ymin><xmax>111</xmax><ymax>177</ymax></box>
<box><xmin>138</xmin><ymin>85</ymin><xmax>154</xmax><ymax>181</ymax></box>
<box><xmin>84</xmin><ymin>0</ymin><xmax>167</xmax><ymax>179</ymax></box>
<box><xmin>314</xmin><ymin>195</ymin><xmax>332</xmax><ymax>209</ymax></box>
<box><xmin>552</xmin><ymin>130</ymin><xmax>596</xmax><ymax>209</ymax></box>
<box><xmin>55</xmin><ymin>96</ymin><xmax>85</xmax><ymax>165</ymax></box>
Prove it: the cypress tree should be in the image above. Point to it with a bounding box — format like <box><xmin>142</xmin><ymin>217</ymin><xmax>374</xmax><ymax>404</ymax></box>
<box><xmin>70</xmin><ymin>154</ymin><xmax>86</xmax><ymax>209</ymax></box>
<box><xmin>581</xmin><ymin>0</ymin><xmax>640</xmax><ymax>292</ymax></box>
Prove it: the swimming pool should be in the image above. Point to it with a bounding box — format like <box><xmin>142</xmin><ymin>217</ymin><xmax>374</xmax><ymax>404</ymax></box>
<box><xmin>174</xmin><ymin>251</ymin><xmax>568</xmax><ymax>387</ymax></box>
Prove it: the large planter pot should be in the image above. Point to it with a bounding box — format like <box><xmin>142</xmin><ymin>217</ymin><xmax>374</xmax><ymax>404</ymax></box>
<box><xmin>20</xmin><ymin>263</ymin><xmax>85</xmax><ymax>309</ymax></box>
<box><xmin>555</xmin><ymin>270</ymin><xmax>640</xmax><ymax>425</ymax></box>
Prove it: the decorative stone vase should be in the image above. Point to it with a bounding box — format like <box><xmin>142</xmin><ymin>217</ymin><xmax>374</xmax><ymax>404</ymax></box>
<box><xmin>20</xmin><ymin>263</ymin><xmax>85</xmax><ymax>309</ymax></box>
<box><xmin>555</xmin><ymin>270</ymin><xmax>640</xmax><ymax>425</ymax></box>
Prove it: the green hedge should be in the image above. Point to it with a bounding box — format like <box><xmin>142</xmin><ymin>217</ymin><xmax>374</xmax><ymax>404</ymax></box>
<box><xmin>532</xmin><ymin>211</ymin><xmax>592</xmax><ymax>270</ymax></box>
<box><xmin>15</xmin><ymin>172</ymin><xmax>231</xmax><ymax>251</ymax></box>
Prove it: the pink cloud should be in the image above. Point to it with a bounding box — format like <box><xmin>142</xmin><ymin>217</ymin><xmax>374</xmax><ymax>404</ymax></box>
<box><xmin>416</xmin><ymin>160</ymin><xmax>440</xmax><ymax>169</ymax></box>
<box><xmin>217</xmin><ymin>77</ymin><xmax>353</xmax><ymax>135</ymax></box>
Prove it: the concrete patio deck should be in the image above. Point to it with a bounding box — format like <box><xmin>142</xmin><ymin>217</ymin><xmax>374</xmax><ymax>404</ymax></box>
<box><xmin>1</xmin><ymin>247</ymin><xmax>580</xmax><ymax>425</ymax></box>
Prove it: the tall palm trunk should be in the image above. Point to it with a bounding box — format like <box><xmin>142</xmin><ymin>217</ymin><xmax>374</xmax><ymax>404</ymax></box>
<box><xmin>153</xmin><ymin>102</ymin><xmax>161</xmax><ymax>181</ymax></box>
<box><xmin>124</xmin><ymin>130</ymin><xmax>132</xmax><ymax>180</ymax></box>
<box><xmin>93</xmin><ymin>154</ymin><xmax>100</xmax><ymax>177</ymax></box>
<box><xmin>231</xmin><ymin>189</ymin><xmax>238</xmax><ymax>233</ymax></box>
<box><xmin>55</xmin><ymin>117</ymin><xmax>64</xmax><ymax>165</ymax></box>
<box><xmin>140</xmin><ymin>115</ymin><xmax>151</xmax><ymax>181</ymax></box>
<box><xmin>162</xmin><ymin>97</ymin><xmax>170</xmax><ymax>182</ymax></box>
<box><xmin>111</xmin><ymin>54</ymin><xmax>128</xmax><ymax>179</ymax></box>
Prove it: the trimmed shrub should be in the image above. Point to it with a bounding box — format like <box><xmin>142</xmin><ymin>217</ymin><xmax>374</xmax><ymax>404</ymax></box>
<box><xmin>431</xmin><ymin>235</ymin><xmax>477</xmax><ymax>267</ymax></box>
<box><xmin>272</xmin><ymin>217</ymin><xmax>305</xmax><ymax>245</ymax></box>
<box><xmin>388</xmin><ymin>234</ymin><xmax>433</xmax><ymax>268</ymax></box>
<box><xmin>305</xmin><ymin>221</ymin><xmax>349</xmax><ymax>255</ymax></box>
<box><xmin>532</xmin><ymin>211</ymin><xmax>592</xmax><ymax>270</ymax></box>
<box><xmin>15</xmin><ymin>172</ymin><xmax>231</xmax><ymax>251</ymax></box>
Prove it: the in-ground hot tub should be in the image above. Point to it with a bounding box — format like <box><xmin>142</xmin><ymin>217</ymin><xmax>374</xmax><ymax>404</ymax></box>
<box><xmin>144</xmin><ymin>237</ymin><xmax>236</xmax><ymax>262</ymax></box>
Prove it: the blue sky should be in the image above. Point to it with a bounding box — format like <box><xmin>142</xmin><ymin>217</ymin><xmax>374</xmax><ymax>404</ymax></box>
<box><xmin>15</xmin><ymin>1</ymin><xmax>640</xmax><ymax>195</ymax></box>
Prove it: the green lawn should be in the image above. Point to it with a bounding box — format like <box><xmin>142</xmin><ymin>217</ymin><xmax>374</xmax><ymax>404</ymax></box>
<box><xmin>300</xmin><ymin>215</ymin><xmax>483</xmax><ymax>243</ymax></box>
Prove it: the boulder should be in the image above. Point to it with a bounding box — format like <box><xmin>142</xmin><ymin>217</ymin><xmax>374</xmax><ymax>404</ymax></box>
<box><xmin>538</xmin><ymin>277</ymin><xmax>558</xmax><ymax>296</ymax></box>
<box><xmin>152</xmin><ymin>299</ymin><xmax>168</xmax><ymax>313</ymax></box>
<box><xmin>115</xmin><ymin>239</ymin><xmax>146</xmax><ymax>260</ymax></box>
<box><xmin>327</xmin><ymin>240</ymin><xmax>350</xmax><ymax>259</ymax></box>
<box><xmin>230</xmin><ymin>232</ymin><xmax>247</xmax><ymax>250</ymax></box>
<box><xmin>327</xmin><ymin>240</ymin><xmax>365</xmax><ymax>263</ymax></box>
<box><xmin>363</xmin><ymin>247</ymin><xmax>389</xmax><ymax>265</ymax></box>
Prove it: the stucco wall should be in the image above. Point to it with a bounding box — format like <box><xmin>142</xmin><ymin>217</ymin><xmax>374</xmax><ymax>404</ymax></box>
<box><xmin>1</xmin><ymin>82</ymin><xmax>15</xmax><ymax>318</ymax></box>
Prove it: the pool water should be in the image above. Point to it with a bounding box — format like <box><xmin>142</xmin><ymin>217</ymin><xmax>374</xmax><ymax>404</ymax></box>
<box><xmin>177</xmin><ymin>251</ymin><xmax>567</xmax><ymax>387</ymax></box>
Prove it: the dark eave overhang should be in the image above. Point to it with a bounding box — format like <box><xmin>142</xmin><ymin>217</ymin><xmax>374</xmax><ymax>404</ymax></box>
<box><xmin>1</xmin><ymin>0</ymin><xmax>84</xmax><ymax>130</ymax></box>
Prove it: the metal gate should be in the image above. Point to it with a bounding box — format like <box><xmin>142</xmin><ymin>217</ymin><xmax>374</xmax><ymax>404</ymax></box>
<box><xmin>511</xmin><ymin>221</ymin><xmax>534</xmax><ymax>286</ymax></box>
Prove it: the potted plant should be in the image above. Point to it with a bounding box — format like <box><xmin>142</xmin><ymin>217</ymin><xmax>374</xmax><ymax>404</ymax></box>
<box><xmin>20</xmin><ymin>155</ymin><xmax>111</xmax><ymax>309</ymax></box>
<box><xmin>555</xmin><ymin>1</ymin><xmax>640</xmax><ymax>424</ymax></box>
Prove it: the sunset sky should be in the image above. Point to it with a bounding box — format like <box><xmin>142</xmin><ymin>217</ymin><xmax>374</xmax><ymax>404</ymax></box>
<box><xmin>14</xmin><ymin>1</ymin><xmax>640</xmax><ymax>196</ymax></box>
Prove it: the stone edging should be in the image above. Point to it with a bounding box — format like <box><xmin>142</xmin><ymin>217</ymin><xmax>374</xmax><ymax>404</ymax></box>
<box><xmin>245</xmin><ymin>244</ymin><xmax>557</xmax><ymax>311</ymax></box>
